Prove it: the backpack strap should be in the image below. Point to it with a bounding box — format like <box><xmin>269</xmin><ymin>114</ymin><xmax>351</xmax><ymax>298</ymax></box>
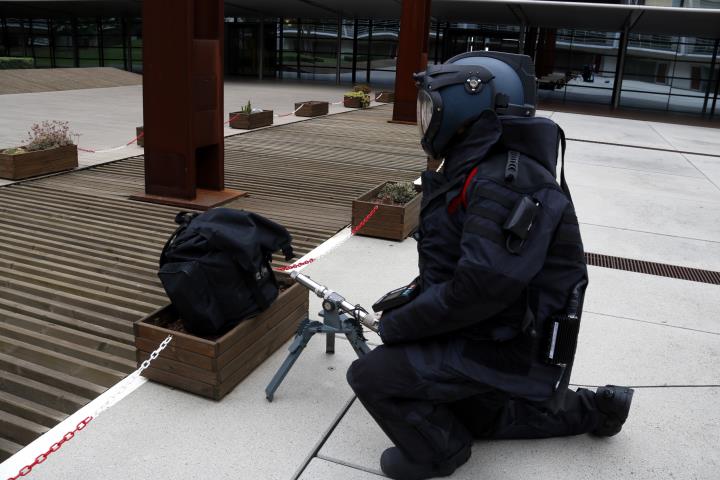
<box><xmin>558</xmin><ymin>127</ymin><xmax>573</xmax><ymax>200</ymax></box>
<box><xmin>159</xmin><ymin>211</ymin><xmax>199</xmax><ymax>267</ymax></box>
<box><xmin>241</xmin><ymin>266</ymin><xmax>272</xmax><ymax>311</ymax></box>
<box><xmin>447</xmin><ymin>166</ymin><xmax>480</xmax><ymax>214</ymax></box>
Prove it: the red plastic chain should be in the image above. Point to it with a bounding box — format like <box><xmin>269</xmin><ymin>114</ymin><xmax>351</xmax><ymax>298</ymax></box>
<box><xmin>275</xmin><ymin>258</ymin><xmax>316</xmax><ymax>272</ymax></box>
<box><xmin>224</xmin><ymin>113</ymin><xmax>242</xmax><ymax>125</ymax></box>
<box><xmin>126</xmin><ymin>130</ymin><xmax>145</xmax><ymax>146</ymax></box>
<box><xmin>79</xmin><ymin>99</ymin><xmax>354</xmax><ymax>153</ymax></box>
<box><xmin>274</xmin><ymin>203</ymin><xmax>380</xmax><ymax>272</ymax></box>
<box><xmin>351</xmin><ymin>204</ymin><xmax>380</xmax><ymax>235</ymax></box>
<box><xmin>7</xmin><ymin>416</ymin><xmax>93</xmax><ymax>480</ymax></box>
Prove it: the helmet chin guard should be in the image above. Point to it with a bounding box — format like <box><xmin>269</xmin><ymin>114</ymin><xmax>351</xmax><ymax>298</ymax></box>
<box><xmin>414</xmin><ymin>51</ymin><xmax>537</xmax><ymax>159</ymax></box>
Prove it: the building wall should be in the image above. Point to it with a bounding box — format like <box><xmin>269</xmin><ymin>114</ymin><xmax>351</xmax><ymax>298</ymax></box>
<box><xmin>0</xmin><ymin>14</ymin><xmax>718</xmax><ymax>117</ymax></box>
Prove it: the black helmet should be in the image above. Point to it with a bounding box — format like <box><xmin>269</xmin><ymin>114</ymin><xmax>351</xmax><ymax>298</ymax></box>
<box><xmin>415</xmin><ymin>51</ymin><xmax>537</xmax><ymax>159</ymax></box>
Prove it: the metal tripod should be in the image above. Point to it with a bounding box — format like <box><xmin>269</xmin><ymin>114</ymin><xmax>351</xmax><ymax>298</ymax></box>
<box><xmin>265</xmin><ymin>272</ymin><xmax>379</xmax><ymax>402</ymax></box>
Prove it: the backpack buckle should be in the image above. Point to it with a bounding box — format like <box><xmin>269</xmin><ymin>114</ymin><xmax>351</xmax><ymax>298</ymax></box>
<box><xmin>503</xmin><ymin>196</ymin><xmax>541</xmax><ymax>254</ymax></box>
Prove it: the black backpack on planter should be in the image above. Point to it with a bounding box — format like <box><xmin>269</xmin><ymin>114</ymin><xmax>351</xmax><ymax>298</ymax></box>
<box><xmin>158</xmin><ymin>209</ymin><xmax>294</xmax><ymax>336</ymax></box>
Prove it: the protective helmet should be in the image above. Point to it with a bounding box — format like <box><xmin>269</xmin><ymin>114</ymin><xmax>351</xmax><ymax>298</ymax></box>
<box><xmin>414</xmin><ymin>51</ymin><xmax>537</xmax><ymax>159</ymax></box>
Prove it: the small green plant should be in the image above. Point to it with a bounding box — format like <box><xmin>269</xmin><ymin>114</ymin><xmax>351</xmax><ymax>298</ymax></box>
<box><xmin>240</xmin><ymin>100</ymin><xmax>253</xmax><ymax>114</ymax></box>
<box><xmin>23</xmin><ymin>121</ymin><xmax>75</xmax><ymax>152</ymax></box>
<box><xmin>353</xmin><ymin>84</ymin><xmax>372</xmax><ymax>94</ymax></box>
<box><xmin>377</xmin><ymin>181</ymin><xmax>418</xmax><ymax>205</ymax></box>
<box><xmin>1</xmin><ymin>147</ymin><xmax>27</xmax><ymax>155</ymax></box>
<box><xmin>0</xmin><ymin>57</ymin><xmax>33</xmax><ymax>70</ymax></box>
<box><xmin>344</xmin><ymin>91</ymin><xmax>371</xmax><ymax>108</ymax></box>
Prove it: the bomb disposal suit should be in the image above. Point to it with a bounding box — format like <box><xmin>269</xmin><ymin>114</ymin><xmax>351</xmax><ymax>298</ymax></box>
<box><xmin>347</xmin><ymin>52</ymin><xmax>634</xmax><ymax>480</ymax></box>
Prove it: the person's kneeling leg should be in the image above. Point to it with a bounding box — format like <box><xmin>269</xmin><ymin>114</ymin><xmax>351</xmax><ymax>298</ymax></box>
<box><xmin>347</xmin><ymin>343</ymin><xmax>475</xmax><ymax>480</ymax></box>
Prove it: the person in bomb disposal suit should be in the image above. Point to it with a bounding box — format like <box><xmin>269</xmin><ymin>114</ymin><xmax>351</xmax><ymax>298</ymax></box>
<box><xmin>346</xmin><ymin>52</ymin><xmax>634</xmax><ymax>480</ymax></box>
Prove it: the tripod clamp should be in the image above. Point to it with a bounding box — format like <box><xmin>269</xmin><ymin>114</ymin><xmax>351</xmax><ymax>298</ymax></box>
<box><xmin>265</xmin><ymin>272</ymin><xmax>378</xmax><ymax>402</ymax></box>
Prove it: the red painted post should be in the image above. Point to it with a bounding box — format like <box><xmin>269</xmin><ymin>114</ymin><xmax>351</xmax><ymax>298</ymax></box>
<box><xmin>131</xmin><ymin>0</ymin><xmax>244</xmax><ymax>209</ymax></box>
<box><xmin>391</xmin><ymin>0</ymin><xmax>432</xmax><ymax>124</ymax></box>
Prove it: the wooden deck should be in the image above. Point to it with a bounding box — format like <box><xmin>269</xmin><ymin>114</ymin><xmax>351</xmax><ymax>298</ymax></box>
<box><xmin>0</xmin><ymin>105</ymin><xmax>425</xmax><ymax>460</ymax></box>
<box><xmin>0</xmin><ymin>68</ymin><xmax>142</xmax><ymax>95</ymax></box>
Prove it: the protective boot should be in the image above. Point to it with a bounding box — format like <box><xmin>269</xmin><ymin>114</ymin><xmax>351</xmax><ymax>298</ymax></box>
<box><xmin>380</xmin><ymin>445</ymin><xmax>471</xmax><ymax>480</ymax></box>
<box><xmin>592</xmin><ymin>385</ymin><xmax>634</xmax><ymax>437</ymax></box>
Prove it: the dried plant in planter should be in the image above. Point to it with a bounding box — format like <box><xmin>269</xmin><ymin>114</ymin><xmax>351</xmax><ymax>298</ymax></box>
<box><xmin>25</xmin><ymin>120</ymin><xmax>75</xmax><ymax>151</ymax></box>
<box><xmin>377</xmin><ymin>181</ymin><xmax>419</xmax><ymax>205</ymax></box>
<box><xmin>0</xmin><ymin>120</ymin><xmax>78</xmax><ymax>180</ymax></box>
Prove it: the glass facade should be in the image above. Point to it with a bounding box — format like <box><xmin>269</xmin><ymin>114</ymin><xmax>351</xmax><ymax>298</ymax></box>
<box><xmin>0</xmin><ymin>13</ymin><xmax>718</xmax><ymax>118</ymax></box>
<box><xmin>0</xmin><ymin>15</ymin><xmax>141</xmax><ymax>71</ymax></box>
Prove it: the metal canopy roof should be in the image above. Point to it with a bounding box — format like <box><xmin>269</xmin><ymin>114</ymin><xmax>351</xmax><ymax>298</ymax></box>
<box><xmin>432</xmin><ymin>1</ymin><xmax>720</xmax><ymax>38</ymax></box>
<box><xmin>1</xmin><ymin>0</ymin><xmax>719</xmax><ymax>38</ymax></box>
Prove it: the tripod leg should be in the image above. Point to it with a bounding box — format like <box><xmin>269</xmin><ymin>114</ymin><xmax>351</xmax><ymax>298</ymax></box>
<box><xmin>265</xmin><ymin>320</ymin><xmax>319</xmax><ymax>402</ymax></box>
<box><xmin>345</xmin><ymin>328</ymin><xmax>372</xmax><ymax>357</ymax></box>
<box><xmin>326</xmin><ymin>332</ymin><xmax>335</xmax><ymax>354</ymax></box>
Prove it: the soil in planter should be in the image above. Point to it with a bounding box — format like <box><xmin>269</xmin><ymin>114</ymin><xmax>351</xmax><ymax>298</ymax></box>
<box><xmin>149</xmin><ymin>278</ymin><xmax>293</xmax><ymax>340</ymax></box>
<box><xmin>374</xmin><ymin>197</ymin><xmax>411</xmax><ymax>207</ymax></box>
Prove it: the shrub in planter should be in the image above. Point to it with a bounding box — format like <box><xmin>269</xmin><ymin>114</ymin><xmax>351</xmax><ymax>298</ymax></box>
<box><xmin>353</xmin><ymin>84</ymin><xmax>372</xmax><ymax>94</ymax></box>
<box><xmin>229</xmin><ymin>101</ymin><xmax>274</xmax><ymax>130</ymax></box>
<box><xmin>352</xmin><ymin>181</ymin><xmax>422</xmax><ymax>241</ymax></box>
<box><xmin>0</xmin><ymin>57</ymin><xmax>34</xmax><ymax>69</ymax></box>
<box><xmin>344</xmin><ymin>91</ymin><xmax>371</xmax><ymax>109</ymax></box>
<box><xmin>0</xmin><ymin>120</ymin><xmax>78</xmax><ymax>180</ymax></box>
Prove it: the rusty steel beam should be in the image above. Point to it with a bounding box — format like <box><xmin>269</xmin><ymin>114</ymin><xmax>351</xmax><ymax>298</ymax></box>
<box><xmin>132</xmin><ymin>0</ymin><xmax>244</xmax><ymax>210</ymax></box>
<box><xmin>392</xmin><ymin>0</ymin><xmax>432</xmax><ymax>124</ymax></box>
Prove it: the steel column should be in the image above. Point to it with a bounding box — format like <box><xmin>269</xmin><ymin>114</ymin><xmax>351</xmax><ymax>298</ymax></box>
<box><xmin>127</xmin><ymin>17</ymin><xmax>134</xmax><ymax>72</ymax></box>
<box><xmin>71</xmin><ymin>17</ymin><xmax>79</xmax><ymax>67</ymax></box>
<box><xmin>702</xmin><ymin>38</ymin><xmax>719</xmax><ymax>115</ymax></box>
<box><xmin>296</xmin><ymin>18</ymin><xmax>302</xmax><ymax>80</ymax></box>
<box><xmin>392</xmin><ymin>0</ymin><xmax>432</xmax><ymax>124</ymax></box>
<box><xmin>97</xmin><ymin>16</ymin><xmax>104</xmax><ymax>67</ymax></box>
<box><xmin>121</xmin><ymin>17</ymin><xmax>128</xmax><ymax>71</ymax></box>
<box><xmin>131</xmin><ymin>0</ymin><xmax>243</xmax><ymax>209</ymax></box>
<box><xmin>28</xmin><ymin>18</ymin><xmax>35</xmax><ymax>62</ymax></box>
<box><xmin>48</xmin><ymin>18</ymin><xmax>56</xmax><ymax>68</ymax></box>
<box><xmin>258</xmin><ymin>18</ymin><xmax>265</xmax><ymax>80</ymax></box>
<box><xmin>611</xmin><ymin>28</ymin><xmax>629</xmax><ymax>109</ymax></box>
<box><xmin>366</xmin><ymin>19</ymin><xmax>373</xmax><ymax>83</ymax></box>
<box><xmin>335</xmin><ymin>16</ymin><xmax>342</xmax><ymax>85</ymax></box>
<box><xmin>711</xmin><ymin>62</ymin><xmax>720</xmax><ymax>119</ymax></box>
<box><xmin>279</xmin><ymin>19</ymin><xmax>284</xmax><ymax>80</ymax></box>
<box><xmin>351</xmin><ymin>18</ymin><xmax>359</xmax><ymax>84</ymax></box>
<box><xmin>1</xmin><ymin>17</ymin><xmax>8</xmax><ymax>57</ymax></box>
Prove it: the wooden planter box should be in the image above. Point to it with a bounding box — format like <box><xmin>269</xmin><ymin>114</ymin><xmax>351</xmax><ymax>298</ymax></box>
<box><xmin>352</xmin><ymin>182</ymin><xmax>422</xmax><ymax>241</ymax></box>
<box><xmin>343</xmin><ymin>96</ymin><xmax>366</xmax><ymax>109</ymax></box>
<box><xmin>134</xmin><ymin>280</ymin><xmax>308</xmax><ymax>400</ymax></box>
<box><xmin>376</xmin><ymin>91</ymin><xmax>395</xmax><ymax>103</ymax></box>
<box><xmin>136</xmin><ymin>126</ymin><xmax>144</xmax><ymax>147</ymax></box>
<box><xmin>295</xmin><ymin>101</ymin><xmax>329</xmax><ymax>117</ymax></box>
<box><xmin>229</xmin><ymin>110</ymin><xmax>274</xmax><ymax>130</ymax></box>
<box><xmin>0</xmin><ymin>144</ymin><xmax>78</xmax><ymax>180</ymax></box>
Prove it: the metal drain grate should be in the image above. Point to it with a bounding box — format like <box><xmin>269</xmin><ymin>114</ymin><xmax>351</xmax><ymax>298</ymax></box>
<box><xmin>585</xmin><ymin>252</ymin><xmax>720</xmax><ymax>285</ymax></box>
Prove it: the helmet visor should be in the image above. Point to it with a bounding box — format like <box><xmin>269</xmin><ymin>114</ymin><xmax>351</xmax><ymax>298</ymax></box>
<box><xmin>416</xmin><ymin>89</ymin><xmax>434</xmax><ymax>136</ymax></box>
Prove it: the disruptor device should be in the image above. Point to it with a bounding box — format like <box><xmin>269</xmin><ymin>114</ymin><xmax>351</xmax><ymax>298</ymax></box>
<box><xmin>265</xmin><ymin>271</ymin><xmax>378</xmax><ymax>401</ymax></box>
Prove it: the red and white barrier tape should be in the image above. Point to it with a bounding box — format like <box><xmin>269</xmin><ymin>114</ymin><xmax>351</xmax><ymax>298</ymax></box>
<box><xmin>77</xmin><ymin>99</ymin><xmax>360</xmax><ymax>153</ymax></box>
<box><xmin>275</xmin><ymin>204</ymin><xmax>380</xmax><ymax>272</ymax></box>
<box><xmin>4</xmin><ymin>335</ymin><xmax>173</xmax><ymax>480</ymax></box>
